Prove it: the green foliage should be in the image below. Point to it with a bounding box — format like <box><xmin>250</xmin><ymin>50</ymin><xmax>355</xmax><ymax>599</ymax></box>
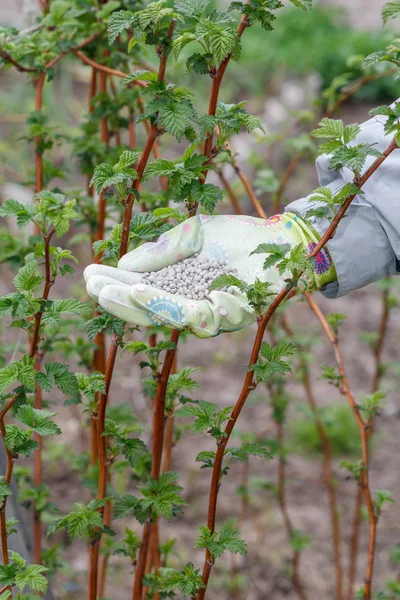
<box><xmin>48</xmin><ymin>500</ymin><xmax>107</xmax><ymax>542</ymax></box>
<box><xmin>0</xmin><ymin>355</ymin><xmax>36</xmax><ymax>394</ymax></box>
<box><xmin>359</xmin><ymin>391</ymin><xmax>386</xmax><ymax>421</ymax></box>
<box><xmin>382</xmin><ymin>1</ymin><xmax>400</xmax><ymax>24</ymax></box>
<box><xmin>157</xmin><ymin>563</ymin><xmax>205</xmax><ymax>596</ymax></box>
<box><xmin>312</xmin><ymin>118</ymin><xmax>382</xmax><ymax>175</ymax></box>
<box><xmin>114</xmin><ymin>472</ymin><xmax>186</xmax><ymax>522</ymax></box>
<box><xmin>289</xmin><ymin>403</ymin><xmax>361</xmax><ymax>456</ymax></box>
<box><xmin>91</xmin><ymin>151</ymin><xmax>139</xmax><ymax>199</ymax></box>
<box><xmin>374</xmin><ymin>489</ymin><xmax>395</xmax><ymax>517</ymax></box>
<box><xmin>195</xmin><ymin>525</ymin><xmax>247</xmax><ymax>559</ymax></box>
<box><xmin>249</xmin><ymin>342</ymin><xmax>295</xmax><ymax>382</ymax></box>
<box><xmin>0</xmin><ymin>552</ymin><xmax>48</xmax><ymax>594</ymax></box>
<box><xmin>175</xmin><ymin>400</ymin><xmax>232</xmax><ymax>438</ymax></box>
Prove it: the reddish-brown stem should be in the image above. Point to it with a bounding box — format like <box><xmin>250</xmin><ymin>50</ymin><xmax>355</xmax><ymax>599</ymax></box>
<box><xmin>132</xmin><ymin>521</ymin><xmax>152</xmax><ymax>600</ymax></box>
<box><xmin>0</xmin><ymin>51</ymin><xmax>38</xmax><ymax>72</ymax></box>
<box><xmin>275</xmin><ymin>154</ymin><xmax>302</xmax><ymax>212</ymax></box>
<box><xmin>197</xmin><ymin>139</ymin><xmax>398</xmax><ymax>599</ymax></box>
<box><xmin>283</xmin><ymin>312</ymin><xmax>343</xmax><ymax>600</ymax></box>
<box><xmin>35</xmin><ymin>72</ymin><xmax>45</xmax><ymax>196</ymax></box>
<box><xmin>276</xmin><ymin>421</ymin><xmax>308</xmax><ymax>600</ymax></box>
<box><xmin>1</xmin><ymin>33</ymin><xmax>97</xmax><ymax>74</ymax></box>
<box><xmin>89</xmin><ymin>25</ymin><xmax>177</xmax><ymax>600</ymax></box>
<box><xmin>226</xmin><ymin>142</ymin><xmax>268</xmax><ymax>218</ymax></box>
<box><xmin>202</xmin><ymin>14</ymin><xmax>250</xmax><ymax>166</ymax></box>
<box><xmin>325</xmin><ymin>70</ymin><xmax>397</xmax><ymax>119</ymax></box>
<box><xmin>132</xmin><ymin>330</ymin><xmax>180</xmax><ymax>600</ymax></box>
<box><xmin>87</xmin><ymin>69</ymin><xmax>97</xmax><ymax>208</ymax></box>
<box><xmin>45</xmin><ymin>33</ymin><xmax>98</xmax><ymax>69</ymax></box>
<box><xmin>347</xmin><ymin>283</ymin><xmax>391</xmax><ymax>600</ymax></box>
<box><xmin>215</xmin><ymin>167</ymin><xmax>244</xmax><ymax>215</ymax></box>
<box><xmin>120</xmin><ymin>126</ymin><xmax>160</xmax><ymax>257</ymax></box>
<box><xmin>98</xmin><ymin>499</ymin><xmax>112</xmax><ymax>598</ymax></box>
<box><xmin>94</xmin><ymin>70</ymin><xmax>110</xmax><ymax>264</ymax></box>
<box><xmin>75</xmin><ymin>51</ymin><xmax>145</xmax><ymax>86</ymax></box>
<box><xmin>30</xmin><ymin>230</ymin><xmax>55</xmax><ymax>566</ymax></box>
<box><xmin>0</xmin><ymin>416</ymin><xmax>15</xmax><ymax>567</ymax></box>
<box><xmin>305</xmin><ymin>294</ymin><xmax>377</xmax><ymax>600</ymax></box>
<box><xmin>275</xmin><ymin>68</ymin><xmax>396</xmax><ymax>211</ymax></box>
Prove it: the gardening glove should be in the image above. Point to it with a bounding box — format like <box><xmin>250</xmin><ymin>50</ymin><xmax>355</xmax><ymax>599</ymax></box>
<box><xmin>84</xmin><ymin>213</ymin><xmax>336</xmax><ymax>338</ymax></box>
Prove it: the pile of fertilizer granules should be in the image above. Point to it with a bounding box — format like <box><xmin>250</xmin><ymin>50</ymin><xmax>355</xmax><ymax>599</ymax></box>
<box><xmin>141</xmin><ymin>255</ymin><xmax>238</xmax><ymax>300</ymax></box>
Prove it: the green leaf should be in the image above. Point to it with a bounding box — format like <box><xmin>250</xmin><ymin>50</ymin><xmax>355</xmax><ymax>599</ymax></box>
<box><xmin>14</xmin><ymin>563</ymin><xmax>48</xmax><ymax>593</ymax></box>
<box><xmin>114</xmin><ymin>150</ymin><xmax>139</xmax><ymax>171</ymax></box>
<box><xmin>158</xmin><ymin>563</ymin><xmax>205</xmax><ymax>595</ymax></box>
<box><xmin>158</xmin><ymin>100</ymin><xmax>195</xmax><ymax>142</ymax></box>
<box><xmin>108</xmin><ymin>9</ymin><xmax>135</xmax><ymax>44</ymax></box>
<box><xmin>0</xmin><ymin>199</ymin><xmax>33</xmax><ymax>228</ymax></box>
<box><xmin>13</xmin><ymin>261</ymin><xmax>43</xmax><ymax>292</ymax></box>
<box><xmin>114</xmin><ymin>495</ymin><xmax>138</xmax><ymax>519</ymax></box>
<box><xmin>0</xmin><ymin>355</ymin><xmax>36</xmax><ymax>393</ymax></box>
<box><xmin>208</xmin><ymin>274</ymin><xmax>246</xmax><ymax>292</ymax></box>
<box><xmin>175</xmin><ymin>0</ymin><xmax>210</xmax><ymax>16</ymax></box>
<box><xmin>36</xmin><ymin>363</ymin><xmax>80</xmax><ymax>402</ymax></box>
<box><xmin>90</xmin><ymin>164</ymin><xmax>125</xmax><ymax>193</ymax></box>
<box><xmin>124</xmin><ymin>69</ymin><xmax>159</xmax><ymax>84</ymax></box>
<box><xmin>195</xmin><ymin>525</ymin><xmax>247</xmax><ymax>559</ymax></box>
<box><xmin>343</xmin><ymin>123</ymin><xmax>361</xmax><ymax>144</ymax></box>
<box><xmin>290</xmin><ymin>529</ymin><xmax>311</xmax><ymax>552</ymax></box>
<box><xmin>191</xmin><ymin>182</ymin><xmax>223</xmax><ymax>213</ymax></box>
<box><xmin>312</xmin><ymin>118</ymin><xmax>344</xmax><ymax>139</ymax></box>
<box><xmin>382</xmin><ymin>1</ymin><xmax>400</xmax><ymax>23</ymax></box>
<box><xmin>143</xmin><ymin>159</ymin><xmax>176</xmax><ymax>180</ymax></box>
<box><xmin>0</xmin><ymin>482</ymin><xmax>12</xmax><ymax>509</ymax></box>
<box><xmin>16</xmin><ymin>405</ymin><xmax>61</xmax><ymax>437</ymax></box>
<box><xmin>121</xmin><ymin>438</ymin><xmax>148</xmax><ymax>467</ymax></box>
<box><xmin>288</xmin><ymin>0</ymin><xmax>312</xmax><ymax>8</ymax></box>
<box><xmin>228</xmin><ymin>443</ymin><xmax>272</xmax><ymax>463</ymax></box>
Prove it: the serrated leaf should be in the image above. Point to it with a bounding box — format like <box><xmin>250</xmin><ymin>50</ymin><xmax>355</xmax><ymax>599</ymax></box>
<box><xmin>312</xmin><ymin>118</ymin><xmax>344</xmax><ymax>139</ymax></box>
<box><xmin>208</xmin><ymin>274</ymin><xmax>246</xmax><ymax>292</ymax></box>
<box><xmin>175</xmin><ymin>0</ymin><xmax>210</xmax><ymax>16</ymax></box>
<box><xmin>191</xmin><ymin>181</ymin><xmax>223</xmax><ymax>213</ymax></box>
<box><xmin>0</xmin><ymin>199</ymin><xmax>33</xmax><ymax>228</ymax></box>
<box><xmin>288</xmin><ymin>0</ymin><xmax>312</xmax><ymax>9</ymax></box>
<box><xmin>124</xmin><ymin>69</ymin><xmax>158</xmax><ymax>84</ymax></box>
<box><xmin>13</xmin><ymin>261</ymin><xmax>43</xmax><ymax>292</ymax></box>
<box><xmin>382</xmin><ymin>1</ymin><xmax>400</xmax><ymax>23</ymax></box>
<box><xmin>16</xmin><ymin>405</ymin><xmax>61</xmax><ymax>437</ymax></box>
<box><xmin>108</xmin><ymin>9</ymin><xmax>134</xmax><ymax>44</ymax></box>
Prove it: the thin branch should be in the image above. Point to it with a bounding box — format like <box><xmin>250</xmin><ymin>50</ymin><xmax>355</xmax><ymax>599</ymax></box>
<box><xmin>275</xmin><ymin>68</ymin><xmax>397</xmax><ymax>210</ymax></box>
<box><xmin>283</xmin><ymin>312</ymin><xmax>343</xmax><ymax>600</ymax></box>
<box><xmin>305</xmin><ymin>293</ymin><xmax>376</xmax><ymax>600</ymax></box>
<box><xmin>132</xmin><ymin>329</ymin><xmax>180</xmax><ymax>600</ymax></box>
<box><xmin>276</xmin><ymin>420</ymin><xmax>308</xmax><ymax>600</ymax></box>
<box><xmin>214</xmin><ymin>166</ymin><xmax>244</xmax><ymax>215</ymax></box>
<box><xmin>347</xmin><ymin>281</ymin><xmax>391</xmax><ymax>599</ymax></box>
<box><xmin>196</xmin><ymin>138</ymin><xmax>398</xmax><ymax>599</ymax></box>
<box><xmin>75</xmin><ymin>51</ymin><xmax>145</xmax><ymax>86</ymax></box>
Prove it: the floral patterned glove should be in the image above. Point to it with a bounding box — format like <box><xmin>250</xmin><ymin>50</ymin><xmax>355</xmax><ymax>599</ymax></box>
<box><xmin>84</xmin><ymin>213</ymin><xmax>335</xmax><ymax>338</ymax></box>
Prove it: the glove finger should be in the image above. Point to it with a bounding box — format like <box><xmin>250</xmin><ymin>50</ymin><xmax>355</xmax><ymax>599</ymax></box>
<box><xmin>129</xmin><ymin>283</ymin><xmax>256</xmax><ymax>338</ymax></box>
<box><xmin>86</xmin><ymin>274</ymin><xmax>135</xmax><ymax>302</ymax></box>
<box><xmin>117</xmin><ymin>216</ymin><xmax>204</xmax><ymax>272</ymax></box>
<box><xmin>84</xmin><ymin>264</ymin><xmax>143</xmax><ymax>285</ymax></box>
<box><xmin>97</xmin><ymin>285</ymin><xmax>154</xmax><ymax>327</ymax></box>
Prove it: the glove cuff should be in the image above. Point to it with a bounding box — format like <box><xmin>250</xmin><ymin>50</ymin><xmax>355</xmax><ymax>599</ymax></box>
<box><xmin>283</xmin><ymin>212</ymin><xmax>337</xmax><ymax>292</ymax></box>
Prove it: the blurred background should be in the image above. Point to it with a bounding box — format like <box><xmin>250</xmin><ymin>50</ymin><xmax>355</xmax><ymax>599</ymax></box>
<box><xmin>1</xmin><ymin>1</ymin><xmax>400</xmax><ymax>599</ymax></box>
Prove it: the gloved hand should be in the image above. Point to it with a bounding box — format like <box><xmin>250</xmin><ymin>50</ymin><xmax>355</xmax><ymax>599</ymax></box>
<box><xmin>84</xmin><ymin>213</ymin><xmax>335</xmax><ymax>338</ymax></box>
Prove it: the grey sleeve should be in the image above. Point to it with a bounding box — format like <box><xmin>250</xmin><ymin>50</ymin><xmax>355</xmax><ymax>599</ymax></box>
<box><xmin>285</xmin><ymin>108</ymin><xmax>400</xmax><ymax>298</ymax></box>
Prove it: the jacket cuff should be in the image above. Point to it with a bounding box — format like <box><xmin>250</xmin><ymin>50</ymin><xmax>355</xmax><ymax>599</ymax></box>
<box><xmin>285</xmin><ymin>183</ymin><xmax>397</xmax><ymax>298</ymax></box>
